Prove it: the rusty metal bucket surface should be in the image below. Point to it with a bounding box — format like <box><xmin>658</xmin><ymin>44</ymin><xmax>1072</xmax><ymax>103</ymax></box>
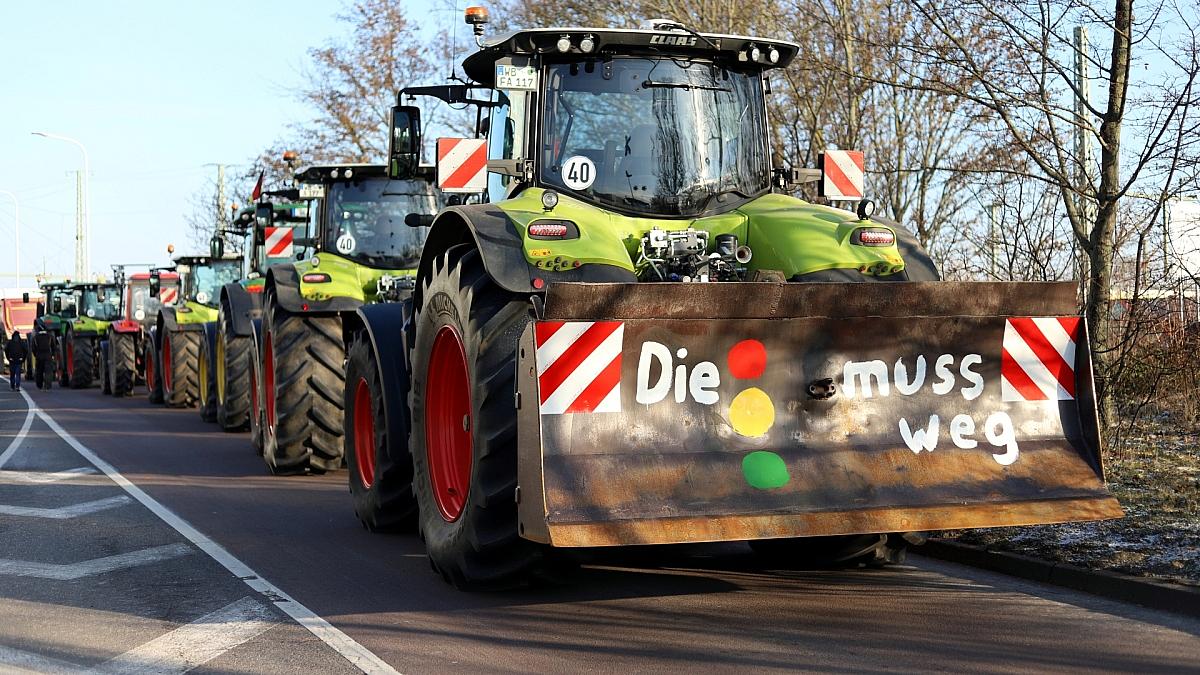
<box><xmin>515</xmin><ymin>282</ymin><xmax>1123</xmax><ymax>547</ymax></box>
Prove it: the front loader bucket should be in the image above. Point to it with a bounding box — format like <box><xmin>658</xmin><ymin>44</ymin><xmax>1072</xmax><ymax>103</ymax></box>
<box><xmin>514</xmin><ymin>282</ymin><xmax>1123</xmax><ymax>547</ymax></box>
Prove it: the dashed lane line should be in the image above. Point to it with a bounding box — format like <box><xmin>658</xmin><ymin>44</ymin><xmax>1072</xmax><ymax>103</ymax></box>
<box><xmin>6</xmin><ymin>379</ymin><xmax>401</xmax><ymax>674</ymax></box>
<box><xmin>0</xmin><ymin>466</ymin><xmax>101</xmax><ymax>485</ymax></box>
<box><xmin>89</xmin><ymin>596</ymin><xmax>278</xmax><ymax>674</ymax></box>
<box><xmin>0</xmin><ymin>596</ymin><xmax>278</xmax><ymax>674</ymax></box>
<box><xmin>0</xmin><ymin>494</ymin><xmax>133</xmax><ymax>519</ymax></box>
<box><xmin>0</xmin><ymin>543</ymin><xmax>194</xmax><ymax>580</ymax></box>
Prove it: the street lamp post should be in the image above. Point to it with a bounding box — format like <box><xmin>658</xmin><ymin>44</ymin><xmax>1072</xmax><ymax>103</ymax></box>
<box><xmin>0</xmin><ymin>191</ymin><xmax>17</xmax><ymax>290</ymax></box>
<box><xmin>32</xmin><ymin>131</ymin><xmax>90</xmax><ymax>280</ymax></box>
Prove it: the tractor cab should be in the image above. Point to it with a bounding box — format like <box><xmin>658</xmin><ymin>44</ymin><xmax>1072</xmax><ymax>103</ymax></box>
<box><xmin>173</xmin><ymin>256</ymin><xmax>243</xmax><ymax>311</ymax></box>
<box><xmin>72</xmin><ymin>282</ymin><xmax>123</xmax><ymax>323</ymax></box>
<box><xmin>290</xmin><ymin>163</ymin><xmax>438</xmax><ymax>271</ymax></box>
<box><xmin>36</xmin><ymin>281</ymin><xmax>74</xmax><ymax>329</ymax></box>
<box><xmin>126</xmin><ymin>271</ymin><xmax>179</xmax><ymax>326</ymax></box>
<box><xmin>234</xmin><ymin>200</ymin><xmax>311</xmax><ymax>278</ymax></box>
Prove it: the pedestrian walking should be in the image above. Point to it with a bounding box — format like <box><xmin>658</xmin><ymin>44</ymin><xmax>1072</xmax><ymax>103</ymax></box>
<box><xmin>5</xmin><ymin>331</ymin><xmax>27</xmax><ymax>390</ymax></box>
<box><xmin>32</xmin><ymin>331</ymin><xmax>53</xmax><ymax>390</ymax></box>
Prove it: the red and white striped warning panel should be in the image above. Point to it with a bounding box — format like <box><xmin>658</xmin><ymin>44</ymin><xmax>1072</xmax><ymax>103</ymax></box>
<box><xmin>436</xmin><ymin>138</ymin><xmax>488</xmax><ymax>193</ymax></box>
<box><xmin>1001</xmin><ymin>317</ymin><xmax>1080</xmax><ymax>401</ymax></box>
<box><xmin>264</xmin><ymin>226</ymin><xmax>294</xmax><ymax>258</ymax></box>
<box><xmin>535</xmin><ymin>321</ymin><xmax>624</xmax><ymax>415</ymax></box>
<box><xmin>820</xmin><ymin>150</ymin><xmax>865</xmax><ymax>200</ymax></box>
<box><xmin>160</xmin><ymin>286</ymin><xmax>178</xmax><ymax>306</ymax></box>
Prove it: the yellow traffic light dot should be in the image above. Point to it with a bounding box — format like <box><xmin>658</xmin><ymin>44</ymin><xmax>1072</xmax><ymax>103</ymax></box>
<box><xmin>729</xmin><ymin>387</ymin><xmax>775</xmax><ymax>438</ymax></box>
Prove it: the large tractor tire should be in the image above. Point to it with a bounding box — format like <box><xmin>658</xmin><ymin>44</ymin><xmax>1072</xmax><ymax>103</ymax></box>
<box><xmin>99</xmin><ymin>340</ymin><xmax>112</xmax><ymax>395</ymax></box>
<box><xmin>109</xmin><ymin>332</ymin><xmax>136</xmax><ymax>397</ymax></box>
<box><xmin>216</xmin><ymin>311</ymin><xmax>251</xmax><ymax>432</ymax></box>
<box><xmin>261</xmin><ymin>289</ymin><xmax>345</xmax><ymax>475</ymax></box>
<box><xmin>198</xmin><ymin>332</ymin><xmax>218</xmax><ymax>422</ymax></box>
<box><xmin>57</xmin><ymin>337</ymin><xmax>70</xmax><ymax>387</ymax></box>
<box><xmin>66</xmin><ymin>331</ymin><xmax>95</xmax><ymax>389</ymax></box>
<box><xmin>345</xmin><ymin>332</ymin><xmax>417</xmax><ymax>532</ymax></box>
<box><xmin>410</xmin><ymin>246</ymin><xmax>545</xmax><ymax>589</ymax></box>
<box><xmin>146</xmin><ymin>335</ymin><xmax>164</xmax><ymax>404</ymax></box>
<box><xmin>248</xmin><ymin>338</ymin><xmax>264</xmax><ymax>455</ymax></box>
<box><xmin>161</xmin><ymin>329</ymin><xmax>200</xmax><ymax>408</ymax></box>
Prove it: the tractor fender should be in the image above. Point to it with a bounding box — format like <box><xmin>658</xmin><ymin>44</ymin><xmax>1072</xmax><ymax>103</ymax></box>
<box><xmin>266</xmin><ymin>265</ymin><xmax>363</xmax><ymax>314</ymax></box>
<box><xmin>219</xmin><ymin>282</ymin><xmax>259</xmax><ymax>337</ymax></box>
<box><xmin>200</xmin><ymin>320</ymin><xmax>218</xmax><ymax>374</ymax></box>
<box><xmin>348</xmin><ymin>302</ymin><xmax>414</xmax><ymax>466</ymax></box>
<box><xmin>110</xmin><ymin>319</ymin><xmax>141</xmax><ymax>334</ymax></box>
<box><xmin>158</xmin><ymin>307</ymin><xmax>179</xmax><ymax>335</ymax></box>
<box><xmin>249</xmin><ymin>316</ymin><xmax>263</xmax><ymax>353</ymax></box>
<box><xmin>418</xmin><ymin>204</ymin><xmax>636</xmax><ymax>297</ymax></box>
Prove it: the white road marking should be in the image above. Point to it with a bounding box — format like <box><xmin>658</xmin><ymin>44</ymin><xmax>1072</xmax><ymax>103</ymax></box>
<box><xmin>0</xmin><ymin>466</ymin><xmax>99</xmax><ymax>484</ymax></box>
<box><xmin>0</xmin><ymin>495</ymin><xmax>132</xmax><ymax>519</ymax></box>
<box><xmin>0</xmin><ymin>380</ymin><xmax>36</xmax><ymax>468</ymax></box>
<box><xmin>12</xmin><ymin>381</ymin><xmax>400</xmax><ymax>674</ymax></box>
<box><xmin>89</xmin><ymin>596</ymin><xmax>277</xmax><ymax>674</ymax></box>
<box><xmin>0</xmin><ymin>543</ymin><xmax>193</xmax><ymax>580</ymax></box>
<box><xmin>0</xmin><ymin>597</ymin><xmax>276</xmax><ymax>674</ymax></box>
<box><xmin>0</xmin><ymin>644</ymin><xmax>80</xmax><ymax>674</ymax></box>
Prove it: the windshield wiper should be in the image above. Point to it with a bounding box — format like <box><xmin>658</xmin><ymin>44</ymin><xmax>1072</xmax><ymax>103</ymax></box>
<box><xmin>641</xmin><ymin>80</ymin><xmax>730</xmax><ymax>92</ymax></box>
<box><xmin>697</xmin><ymin>188</ymin><xmax>750</xmax><ymax>212</ymax></box>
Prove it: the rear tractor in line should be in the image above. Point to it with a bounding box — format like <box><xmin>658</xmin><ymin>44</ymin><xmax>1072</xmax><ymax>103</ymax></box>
<box><xmin>147</xmin><ymin>253</ymin><xmax>242</xmax><ymax>409</ymax></box>
<box><xmin>340</xmin><ymin>12</ymin><xmax>1122</xmax><ymax>589</ymax></box>
<box><xmin>250</xmin><ymin>162</ymin><xmax>437</xmax><ymax>475</ymax></box>
<box><xmin>98</xmin><ymin>266</ymin><xmax>178</xmax><ymax>397</ymax></box>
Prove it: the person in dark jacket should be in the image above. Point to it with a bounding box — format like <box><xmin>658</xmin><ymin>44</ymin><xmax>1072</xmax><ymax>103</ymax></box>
<box><xmin>32</xmin><ymin>331</ymin><xmax>53</xmax><ymax>390</ymax></box>
<box><xmin>5</xmin><ymin>331</ymin><xmax>27</xmax><ymax>390</ymax></box>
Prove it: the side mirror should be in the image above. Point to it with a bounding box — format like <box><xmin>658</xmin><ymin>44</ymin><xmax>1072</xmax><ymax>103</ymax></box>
<box><xmin>22</xmin><ymin>292</ymin><xmax>30</xmax><ymax>303</ymax></box>
<box><xmin>149</xmin><ymin>274</ymin><xmax>160</xmax><ymax>298</ymax></box>
<box><xmin>255</xmin><ymin>203</ymin><xmax>273</xmax><ymax>229</ymax></box>
<box><xmin>404</xmin><ymin>213</ymin><xmax>435</xmax><ymax>228</ymax></box>
<box><xmin>210</xmin><ymin>236</ymin><xmax>225</xmax><ymax>258</ymax></box>
<box><xmin>388</xmin><ymin>105</ymin><xmax>422</xmax><ymax>179</ymax></box>
<box><xmin>36</xmin><ymin>302</ymin><xmax>44</xmax><ymax>318</ymax></box>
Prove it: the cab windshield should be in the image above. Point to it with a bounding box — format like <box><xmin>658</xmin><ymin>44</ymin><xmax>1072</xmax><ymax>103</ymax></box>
<box><xmin>78</xmin><ymin>286</ymin><xmax>121</xmax><ymax>321</ymax></box>
<box><xmin>129</xmin><ymin>283</ymin><xmax>167</xmax><ymax>320</ymax></box>
<box><xmin>189</xmin><ymin>261</ymin><xmax>242</xmax><ymax>305</ymax></box>
<box><xmin>541</xmin><ymin>57</ymin><xmax>770</xmax><ymax>217</ymax></box>
<box><xmin>324</xmin><ymin>178</ymin><xmax>436</xmax><ymax>268</ymax></box>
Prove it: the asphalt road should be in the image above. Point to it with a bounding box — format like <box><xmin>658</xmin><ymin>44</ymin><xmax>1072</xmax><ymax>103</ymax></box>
<box><xmin>2</xmin><ymin>380</ymin><xmax>1199</xmax><ymax>674</ymax></box>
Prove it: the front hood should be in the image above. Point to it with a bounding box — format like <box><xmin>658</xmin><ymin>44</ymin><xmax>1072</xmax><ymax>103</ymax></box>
<box><xmin>292</xmin><ymin>253</ymin><xmax>416</xmax><ymax>304</ymax></box>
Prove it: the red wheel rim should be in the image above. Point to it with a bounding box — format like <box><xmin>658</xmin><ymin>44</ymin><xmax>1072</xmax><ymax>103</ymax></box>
<box><xmin>162</xmin><ymin>334</ymin><xmax>173</xmax><ymax>391</ymax></box>
<box><xmin>353</xmin><ymin>377</ymin><xmax>376</xmax><ymax>489</ymax></box>
<box><xmin>264</xmin><ymin>331</ymin><xmax>276</xmax><ymax>431</ymax></box>
<box><xmin>66</xmin><ymin>340</ymin><xmax>74</xmax><ymax>378</ymax></box>
<box><xmin>146</xmin><ymin>346</ymin><xmax>155</xmax><ymax>393</ymax></box>
<box><xmin>425</xmin><ymin>325</ymin><xmax>472</xmax><ymax>522</ymax></box>
<box><xmin>250</xmin><ymin>359</ymin><xmax>259</xmax><ymax>427</ymax></box>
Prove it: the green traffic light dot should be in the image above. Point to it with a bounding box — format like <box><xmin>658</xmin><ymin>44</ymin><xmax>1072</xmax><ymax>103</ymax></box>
<box><xmin>742</xmin><ymin>450</ymin><xmax>790</xmax><ymax>490</ymax></box>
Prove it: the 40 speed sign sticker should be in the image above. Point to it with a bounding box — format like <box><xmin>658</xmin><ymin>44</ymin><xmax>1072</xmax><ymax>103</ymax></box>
<box><xmin>561</xmin><ymin>155</ymin><xmax>596</xmax><ymax>190</ymax></box>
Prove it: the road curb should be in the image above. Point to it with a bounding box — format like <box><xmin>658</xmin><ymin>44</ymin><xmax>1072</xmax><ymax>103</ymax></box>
<box><xmin>917</xmin><ymin>539</ymin><xmax>1200</xmax><ymax>619</ymax></box>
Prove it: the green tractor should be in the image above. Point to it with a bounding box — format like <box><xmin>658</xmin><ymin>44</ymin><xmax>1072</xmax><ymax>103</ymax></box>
<box><xmin>215</xmin><ymin>200</ymin><xmax>309</xmax><ymax>441</ymax></box>
<box><xmin>253</xmin><ymin>163</ymin><xmax>437</xmax><ymax>475</ymax></box>
<box><xmin>59</xmin><ymin>281</ymin><xmax>123</xmax><ymax>389</ymax></box>
<box><xmin>28</xmin><ymin>280</ymin><xmax>72</xmax><ymax>389</ymax></box>
<box><xmin>147</xmin><ymin>255</ymin><xmax>242</xmax><ymax>409</ymax></box>
<box><xmin>341</xmin><ymin>13</ymin><xmax>1122</xmax><ymax>589</ymax></box>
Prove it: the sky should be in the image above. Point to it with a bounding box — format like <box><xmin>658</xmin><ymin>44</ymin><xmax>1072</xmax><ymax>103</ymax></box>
<box><xmin>0</xmin><ymin>0</ymin><xmax>437</xmax><ymax>291</ymax></box>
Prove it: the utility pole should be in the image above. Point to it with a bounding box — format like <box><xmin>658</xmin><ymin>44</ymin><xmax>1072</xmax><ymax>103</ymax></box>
<box><xmin>75</xmin><ymin>170</ymin><xmax>85</xmax><ymax>281</ymax></box>
<box><xmin>1073</xmin><ymin>26</ymin><xmax>1093</xmax><ymax>299</ymax></box>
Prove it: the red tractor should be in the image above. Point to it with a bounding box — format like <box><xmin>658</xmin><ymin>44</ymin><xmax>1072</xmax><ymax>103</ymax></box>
<box><xmin>99</xmin><ymin>267</ymin><xmax>179</xmax><ymax>397</ymax></box>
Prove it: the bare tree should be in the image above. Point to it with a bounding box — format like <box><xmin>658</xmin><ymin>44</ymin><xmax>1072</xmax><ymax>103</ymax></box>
<box><xmin>903</xmin><ymin>0</ymin><xmax>1200</xmax><ymax>426</ymax></box>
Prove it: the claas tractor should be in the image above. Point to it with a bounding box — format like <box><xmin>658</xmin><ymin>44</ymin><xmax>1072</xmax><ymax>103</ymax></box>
<box><xmin>215</xmin><ymin>200</ymin><xmax>308</xmax><ymax>441</ymax></box>
<box><xmin>98</xmin><ymin>267</ymin><xmax>178</xmax><ymax>397</ymax></box>
<box><xmin>339</xmin><ymin>12</ymin><xmax>1123</xmax><ymax>589</ymax></box>
<box><xmin>147</xmin><ymin>254</ymin><xmax>242</xmax><ymax>409</ymax></box>
<box><xmin>28</xmin><ymin>280</ymin><xmax>72</xmax><ymax>388</ymax></box>
<box><xmin>59</xmin><ymin>281</ymin><xmax>123</xmax><ymax>389</ymax></box>
<box><xmin>253</xmin><ymin>162</ymin><xmax>436</xmax><ymax>475</ymax></box>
